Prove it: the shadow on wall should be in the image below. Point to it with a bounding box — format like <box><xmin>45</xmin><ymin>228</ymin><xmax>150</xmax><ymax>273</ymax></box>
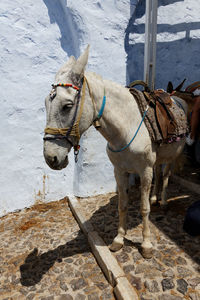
<box><xmin>126</xmin><ymin>0</ymin><xmax>200</xmax><ymax>89</ymax></box>
<box><xmin>43</xmin><ymin>0</ymin><xmax>80</xmax><ymax>58</ymax></box>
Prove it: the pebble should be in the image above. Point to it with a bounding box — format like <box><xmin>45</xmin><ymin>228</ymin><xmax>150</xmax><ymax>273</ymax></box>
<box><xmin>176</xmin><ymin>278</ymin><xmax>188</xmax><ymax>294</ymax></box>
<box><xmin>162</xmin><ymin>268</ymin><xmax>174</xmax><ymax>278</ymax></box>
<box><xmin>144</xmin><ymin>279</ymin><xmax>160</xmax><ymax>292</ymax></box>
<box><xmin>161</xmin><ymin>278</ymin><xmax>175</xmax><ymax>291</ymax></box>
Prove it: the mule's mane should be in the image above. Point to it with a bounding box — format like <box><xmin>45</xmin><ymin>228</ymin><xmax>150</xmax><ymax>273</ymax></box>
<box><xmin>86</xmin><ymin>71</ymin><xmax>102</xmax><ymax>81</ymax></box>
<box><xmin>85</xmin><ymin>71</ymin><xmax>126</xmax><ymax>91</ymax></box>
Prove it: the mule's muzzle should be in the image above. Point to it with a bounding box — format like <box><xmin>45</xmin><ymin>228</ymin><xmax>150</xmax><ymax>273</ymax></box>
<box><xmin>44</xmin><ymin>153</ymin><xmax>69</xmax><ymax>170</ymax></box>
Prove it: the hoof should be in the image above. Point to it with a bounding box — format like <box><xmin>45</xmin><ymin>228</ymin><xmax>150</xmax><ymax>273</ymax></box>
<box><xmin>141</xmin><ymin>246</ymin><xmax>153</xmax><ymax>259</ymax></box>
<box><xmin>110</xmin><ymin>238</ymin><xmax>123</xmax><ymax>252</ymax></box>
<box><xmin>150</xmin><ymin>195</ymin><xmax>157</xmax><ymax>205</ymax></box>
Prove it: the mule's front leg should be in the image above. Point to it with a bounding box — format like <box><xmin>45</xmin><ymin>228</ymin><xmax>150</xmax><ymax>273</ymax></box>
<box><xmin>141</xmin><ymin>167</ymin><xmax>153</xmax><ymax>259</ymax></box>
<box><xmin>110</xmin><ymin>169</ymin><xmax>129</xmax><ymax>252</ymax></box>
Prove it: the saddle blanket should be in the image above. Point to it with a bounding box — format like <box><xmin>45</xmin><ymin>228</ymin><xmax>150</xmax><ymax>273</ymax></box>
<box><xmin>129</xmin><ymin>88</ymin><xmax>188</xmax><ymax>144</ymax></box>
<box><xmin>185</xmin><ymin>81</ymin><xmax>200</xmax><ymax>94</ymax></box>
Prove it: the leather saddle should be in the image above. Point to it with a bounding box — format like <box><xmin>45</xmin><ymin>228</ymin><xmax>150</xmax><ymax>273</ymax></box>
<box><xmin>143</xmin><ymin>90</ymin><xmax>177</xmax><ymax>140</ymax></box>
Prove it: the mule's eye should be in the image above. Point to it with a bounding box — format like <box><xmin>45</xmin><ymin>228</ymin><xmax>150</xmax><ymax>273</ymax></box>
<box><xmin>62</xmin><ymin>103</ymin><xmax>73</xmax><ymax>111</ymax></box>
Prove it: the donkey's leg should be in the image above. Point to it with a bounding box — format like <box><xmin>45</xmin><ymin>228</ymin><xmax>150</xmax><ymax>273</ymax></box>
<box><xmin>110</xmin><ymin>168</ymin><xmax>129</xmax><ymax>252</ymax></box>
<box><xmin>160</xmin><ymin>163</ymin><xmax>171</xmax><ymax>207</ymax></box>
<box><xmin>150</xmin><ymin>164</ymin><xmax>162</xmax><ymax>205</ymax></box>
<box><xmin>140</xmin><ymin>166</ymin><xmax>153</xmax><ymax>259</ymax></box>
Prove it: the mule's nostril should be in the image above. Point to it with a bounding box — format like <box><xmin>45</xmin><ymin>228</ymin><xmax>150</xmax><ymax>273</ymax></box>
<box><xmin>53</xmin><ymin>156</ymin><xmax>58</xmax><ymax>164</ymax></box>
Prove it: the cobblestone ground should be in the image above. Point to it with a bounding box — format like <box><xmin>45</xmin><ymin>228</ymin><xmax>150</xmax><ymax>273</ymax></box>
<box><xmin>0</xmin><ymin>199</ymin><xmax>114</xmax><ymax>300</ymax></box>
<box><xmin>82</xmin><ymin>179</ymin><xmax>200</xmax><ymax>300</ymax></box>
<box><xmin>0</xmin><ymin>167</ymin><xmax>200</xmax><ymax>300</ymax></box>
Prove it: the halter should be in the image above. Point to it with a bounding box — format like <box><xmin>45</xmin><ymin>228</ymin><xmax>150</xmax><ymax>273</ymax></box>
<box><xmin>43</xmin><ymin>76</ymin><xmax>106</xmax><ymax>162</ymax></box>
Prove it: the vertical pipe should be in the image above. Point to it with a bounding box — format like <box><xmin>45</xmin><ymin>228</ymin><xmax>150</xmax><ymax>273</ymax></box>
<box><xmin>144</xmin><ymin>0</ymin><xmax>158</xmax><ymax>90</ymax></box>
<box><xmin>151</xmin><ymin>0</ymin><xmax>158</xmax><ymax>90</ymax></box>
<box><xmin>144</xmin><ymin>0</ymin><xmax>151</xmax><ymax>85</ymax></box>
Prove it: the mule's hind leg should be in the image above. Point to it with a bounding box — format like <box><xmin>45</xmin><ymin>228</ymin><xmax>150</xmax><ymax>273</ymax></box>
<box><xmin>110</xmin><ymin>168</ymin><xmax>129</xmax><ymax>252</ymax></box>
<box><xmin>140</xmin><ymin>167</ymin><xmax>153</xmax><ymax>258</ymax></box>
<box><xmin>150</xmin><ymin>164</ymin><xmax>162</xmax><ymax>205</ymax></box>
<box><xmin>160</xmin><ymin>163</ymin><xmax>171</xmax><ymax>207</ymax></box>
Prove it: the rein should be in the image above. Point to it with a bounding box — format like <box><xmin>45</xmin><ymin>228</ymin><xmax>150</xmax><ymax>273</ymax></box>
<box><xmin>108</xmin><ymin>106</ymin><xmax>149</xmax><ymax>153</ymax></box>
<box><xmin>107</xmin><ymin>80</ymin><xmax>150</xmax><ymax>153</ymax></box>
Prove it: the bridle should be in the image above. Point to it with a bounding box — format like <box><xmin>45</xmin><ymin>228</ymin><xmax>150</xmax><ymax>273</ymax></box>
<box><xmin>43</xmin><ymin>76</ymin><xmax>106</xmax><ymax>162</ymax></box>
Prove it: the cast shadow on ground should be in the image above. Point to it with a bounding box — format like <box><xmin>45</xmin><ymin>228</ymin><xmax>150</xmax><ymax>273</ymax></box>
<box><xmin>20</xmin><ymin>229</ymin><xmax>90</xmax><ymax>286</ymax></box>
<box><xmin>20</xmin><ymin>180</ymin><xmax>200</xmax><ymax>286</ymax></box>
<box><xmin>126</xmin><ymin>0</ymin><xmax>200</xmax><ymax>88</ymax></box>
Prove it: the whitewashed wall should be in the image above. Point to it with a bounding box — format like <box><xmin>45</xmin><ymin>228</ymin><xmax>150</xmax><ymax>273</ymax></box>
<box><xmin>0</xmin><ymin>0</ymin><xmax>76</xmax><ymax>216</ymax></box>
<box><xmin>0</xmin><ymin>0</ymin><xmax>131</xmax><ymax>216</ymax></box>
<box><xmin>1</xmin><ymin>0</ymin><xmax>200</xmax><ymax>216</ymax></box>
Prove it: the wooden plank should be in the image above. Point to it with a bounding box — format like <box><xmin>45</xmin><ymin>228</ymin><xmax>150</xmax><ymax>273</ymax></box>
<box><xmin>68</xmin><ymin>196</ymin><xmax>94</xmax><ymax>235</ymax></box>
<box><xmin>88</xmin><ymin>231</ymin><xmax>124</xmax><ymax>286</ymax></box>
<box><xmin>68</xmin><ymin>196</ymin><xmax>139</xmax><ymax>300</ymax></box>
<box><xmin>114</xmin><ymin>277</ymin><xmax>139</xmax><ymax>300</ymax></box>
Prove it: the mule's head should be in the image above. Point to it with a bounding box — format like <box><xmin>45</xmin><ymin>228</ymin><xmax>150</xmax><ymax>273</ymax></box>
<box><xmin>167</xmin><ymin>79</ymin><xmax>196</xmax><ymax>114</ymax></box>
<box><xmin>167</xmin><ymin>78</ymin><xmax>188</xmax><ymax>93</ymax></box>
<box><xmin>43</xmin><ymin>46</ymin><xmax>91</xmax><ymax>170</ymax></box>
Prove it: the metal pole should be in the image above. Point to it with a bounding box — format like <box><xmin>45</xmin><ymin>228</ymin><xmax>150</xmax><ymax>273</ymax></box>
<box><xmin>144</xmin><ymin>0</ymin><xmax>158</xmax><ymax>90</ymax></box>
<box><xmin>144</xmin><ymin>0</ymin><xmax>151</xmax><ymax>86</ymax></box>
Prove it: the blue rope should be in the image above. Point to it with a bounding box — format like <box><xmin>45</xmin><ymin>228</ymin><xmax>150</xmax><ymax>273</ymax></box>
<box><xmin>97</xmin><ymin>88</ymin><xmax>106</xmax><ymax>119</ymax></box>
<box><xmin>108</xmin><ymin>106</ymin><xmax>149</xmax><ymax>153</ymax></box>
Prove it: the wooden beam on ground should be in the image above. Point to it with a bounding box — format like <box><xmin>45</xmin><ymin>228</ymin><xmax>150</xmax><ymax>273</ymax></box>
<box><xmin>68</xmin><ymin>196</ymin><xmax>139</xmax><ymax>300</ymax></box>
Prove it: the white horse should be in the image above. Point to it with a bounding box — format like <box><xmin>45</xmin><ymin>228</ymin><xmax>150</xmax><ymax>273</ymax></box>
<box><xmin>43</xmin><ymin>46</ymin><xmax>187</xmax><ymax>258</ymax></box>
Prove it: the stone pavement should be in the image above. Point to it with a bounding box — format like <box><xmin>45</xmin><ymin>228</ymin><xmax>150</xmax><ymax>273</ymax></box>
<box><xmin>0</xmin><ymin>179</ymin><xmax>200</xmax><ymax>299</ymax></box>
<box><xmin>0</xmin><ymin>199</ymin><xmax>114</xmax><ymax>300</ymax></box>
<box><xmin>80</xmin><ymin>180</ymin><xmax>200</xmax><ymax>300</ymax></box>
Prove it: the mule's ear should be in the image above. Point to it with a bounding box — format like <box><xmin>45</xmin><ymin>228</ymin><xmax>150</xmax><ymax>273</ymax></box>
<box><xmin>72</xmin><ymin>45</ymin><xmax>90</xmax><ymax>80</ymax></box>
<box><xmin>56</xmin><ymin>56</ymin><xmax>76</xmax><ymax>79</ymax></box>
<box><xmin>175</xmin><ymin>78</ymin><xmax>186</xmax><ymax>91</ymax></box>
<box><xmin>167</xmin><ymin>81</ymin><xmax>173</xmax><ymax>93</ymax></box>
<box><xmin>60</xmin><ymin>56</ymin><xmax>76</xmax><ymax>72</ymax></box>
<box><xmin>67</xmin><ymin>55</ymin><xmax>76</xmax><ymax>65</ymax></box>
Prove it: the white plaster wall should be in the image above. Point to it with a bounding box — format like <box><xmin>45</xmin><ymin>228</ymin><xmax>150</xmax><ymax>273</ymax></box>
<box><xmin>126</xmin><ymin>0</ymin><xmax>200</xmax><ymax>89</ymax></box>
<box><xmin>0</xmin><ymin>0</ymin><xmax>130</xmax><ymax>216</ymax></box>
<box><xmin>0</xmin><ymin>0</ymin><xmax>76</xmax><ymax>216</ymax></box>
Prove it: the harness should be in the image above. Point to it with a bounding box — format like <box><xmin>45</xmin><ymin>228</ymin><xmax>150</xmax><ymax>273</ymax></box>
<box><xmin>43</xmin><ymin>77</ymin><xmax>106</xmax><ymax>162</ymax></box>
<box><xmin>107</xmin><ymin>106</ymin><xmax>149</xmax><ymax>152</ymax></box>
<box><xmin>44</xmin><ymin>77</ymin><xmax>152</xmax><ymax>158</ymax></box>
